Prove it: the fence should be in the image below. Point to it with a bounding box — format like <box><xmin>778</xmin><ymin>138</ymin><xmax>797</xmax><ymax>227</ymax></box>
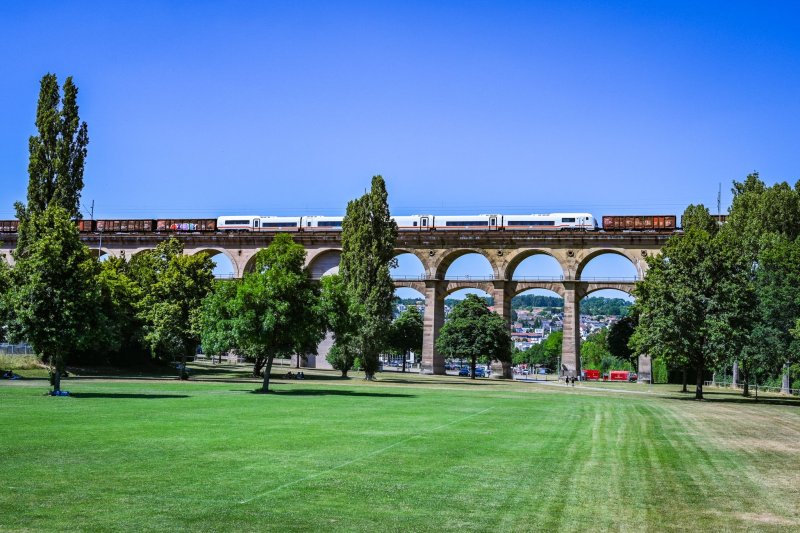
<box><xmin>0</xmin><ymin>343</ymin><xmax>35</xmax><ymax>356</ymax></box>
<box><xmin>705</xmin><ymin>381</ymin><xmax>799</xmax><ymax>396</ymax></box>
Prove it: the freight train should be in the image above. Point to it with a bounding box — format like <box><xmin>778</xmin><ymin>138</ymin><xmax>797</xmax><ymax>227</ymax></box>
<box><xmin>0</xmin><ymin>214</ymin><xmax>679</xmax><ymax>234</ymax></box>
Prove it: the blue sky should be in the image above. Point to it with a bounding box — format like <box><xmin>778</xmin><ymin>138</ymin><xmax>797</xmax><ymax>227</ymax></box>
<box><xmin>2</xmin><ymin>1</ymin><xmax>799</xmax><ymax>294</ymax></box>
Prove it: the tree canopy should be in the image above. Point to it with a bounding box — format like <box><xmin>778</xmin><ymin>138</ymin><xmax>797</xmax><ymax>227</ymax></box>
<box><xmin>388</xmin><ymin>306</ymin><xmax>424</xmax><ymax>372</ymax></box>
<box><xmin>631</xmin><ymin>205</ymin><xmax>756</xmax><ymax>399</ymax></box>
<box><xmin>6</xmin><ymin>206</ymin><xmax>99</xmax><ymax>391</ymax></box>
<box><xmin>436</xmin><ymin>294</ymin><xmax>512</xmax><ymax>378</ymax></box>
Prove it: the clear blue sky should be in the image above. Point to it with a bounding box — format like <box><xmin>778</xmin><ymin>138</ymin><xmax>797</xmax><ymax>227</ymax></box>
<box><xmin>2</xmin><ymin>1</ymin><xmax>799</xmax><ymax>292</ymax></box>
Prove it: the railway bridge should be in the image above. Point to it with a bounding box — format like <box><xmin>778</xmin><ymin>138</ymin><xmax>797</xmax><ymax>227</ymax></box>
<box><xmin>0</xmin><ymin>230</ymin><xmax>673</xmax><ymax>379</ymax></box>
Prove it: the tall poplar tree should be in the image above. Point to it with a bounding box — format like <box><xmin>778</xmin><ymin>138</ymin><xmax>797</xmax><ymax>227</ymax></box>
<box><xmin>340</xmin><ymin>176</ymin><xmax>398</xmax><ymax>380</ymax></box>
<box><xmin>15</xmin><ymin>74</ymin><xmax>89</xmax><ymax>254</ymax></box>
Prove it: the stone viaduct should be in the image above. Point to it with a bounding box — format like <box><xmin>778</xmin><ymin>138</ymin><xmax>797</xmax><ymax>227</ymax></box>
<box><xmin>0</xmin><ymin>230</ymin><xmax>672</xmax><ymax>379</ymax></box>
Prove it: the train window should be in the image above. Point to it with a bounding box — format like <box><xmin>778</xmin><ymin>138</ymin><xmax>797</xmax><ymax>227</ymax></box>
<box><xmin>224</xmin><ymin>219</ymin><xmax>250</xmax><ymax>225</ymax></box>
<box><xmin>307</xmin><ymin>221</ymin><xmax>312</xmax><ymax>227</ymax></box>
<box><xmin>262</xmin><ymin>222</ymin><xmax>298</xmax><ymax>227</ymax></box>
<box><xmin>318</xmin><ymin>221</ymin><xmax>343</xmax><ymax>227</ymax></box>
<box><xmin>508</xmin><ymin>220</ymin><xmax>555</xmax><ymax>226</ymax></box>
<box><xmin>445</xmin><ymin>221</ymin><xmax>488</xmax><ymax>226</ymax></box>
<box><xmin>561</xmin><ymin>218</ymin><xmax>576</xmax><ymax>223</ymax></box>
<box><xmin>413</xmin><ymin>221</ymin><xmax>418</xmax><ymax>227</ymax></box>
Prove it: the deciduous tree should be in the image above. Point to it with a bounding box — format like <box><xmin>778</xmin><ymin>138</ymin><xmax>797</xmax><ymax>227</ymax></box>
<box><xmin>235</xmin><ymin>233</ymin><xmax>325</xmax><ymax>392</ymax></box>
<box><xmin>388</xmin><ymin>306</ymin><xmax>423</xmax><ymax>372</ymax></box>
<box><xmin>436</xmin><ymin>294</ymin><xmax>512</xmax><ymax>379</ymax></box>
<box><xmin>320</xmin><ymin>274</ymin><xmax>359</xmax><ymax>377</ymax></box>
<box><xmin>137</xmin><ymin>239</ymin><xmax>214</xmax><ymax>374</ymax></box>
<box><xmin>631</xmin><ymin>205</ymin><xmax>756</xmax><ymax>399</ymax></box>
<box><xmin>7</xmin><ymin>206</ymin><xmax>99</xmax><ymax>392</ymax></box>
<box><xmin>199</xmin><ymin>280</ymin><xmax>239</xmax><ymax>365</ymax></box>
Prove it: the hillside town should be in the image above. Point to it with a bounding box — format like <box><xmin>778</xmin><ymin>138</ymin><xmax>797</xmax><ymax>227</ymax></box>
<box><xmin>395</xmin><ymin>296</ymin><xmax>632</xmax><ymax>351</ymax></box>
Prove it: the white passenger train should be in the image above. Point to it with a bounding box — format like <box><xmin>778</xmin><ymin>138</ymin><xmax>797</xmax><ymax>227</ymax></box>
<box><xmin>216</xmin><ymin>213</ymin><xmax>597</xmax><ymax>232</ymax></box>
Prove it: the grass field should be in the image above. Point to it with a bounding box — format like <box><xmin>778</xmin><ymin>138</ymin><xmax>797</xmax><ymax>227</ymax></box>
<box><xmin>1</xmin><ymin>372</ymin><xmax>799</xmax><ymax>532</ymax></box>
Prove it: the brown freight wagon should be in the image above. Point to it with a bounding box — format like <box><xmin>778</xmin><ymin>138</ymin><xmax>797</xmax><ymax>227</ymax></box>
<box><xmin>77</xmin><ymin>220</ymin><xmax>95</xmax><ymax>232</ymax></box>
<box><xmin>0</xmin><ymin>220</ymin><xmax>19</xmax><ymax>233</ymax></box>
<box><xmin>156</xmin><ymin>219</ymin><xmax>216</xmax><ymax>232</ymax></box>
<box><xmin>96</xmin><ymin>219</ymin><xmax>156</xmax><ymax>232</ymax></box>
<box><xmin>602</xmin><ymin>215</ymin><xmax>677</xmax><ymax>231</ymax></box>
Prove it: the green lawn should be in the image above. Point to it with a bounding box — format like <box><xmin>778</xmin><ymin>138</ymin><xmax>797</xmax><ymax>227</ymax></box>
<box><xmin>1</xmin><ymin>374</ymin><xmax>798</xmax><ymax>532</ymax></box>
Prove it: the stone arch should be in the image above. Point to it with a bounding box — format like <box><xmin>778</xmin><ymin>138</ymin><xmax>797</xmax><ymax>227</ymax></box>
<box><xmin>392</xmin><ymin>249</ymin><xmax>428</xmax><ymax>280</ymax></box>
<box><xmin>575</xmin><ymin>249</ymin><xmax>640</xmax><ymax>280</ymax></box>
<box><xmin>504</xmin><ymin>249</ymin><xmax>567</xmax><ymax>281</ymax></box>
<box><xmin>242</xmin><ymin>252</ymin><xmax>261</xmax><ymax>275</ymax></box>
<box><xmin>583</xmin><ymin>283</ymin><xmax>636</xmax><ymax>298</ymax></box>
<box><xmin>307</xmin><ymin>249</ymin><xmax>341</xmax><ymax>278</ymax></box>
<box><xmin>436</xmin><ymin>249</ymin><xmax>499</xmax><ymax>280</ymax></box>
<box><xmin>191</xmin><ymin>248</ymin><xmax>238</xmax><ymax>278</ymax></box>
<box><xmin>510</xmin><ymin>282</ymin><xmax>566</xmax><ymax>299</ymax></box>
<box><xmin>394</xmin><ymin>280</ymin><xmax>427</xmax><ymax>296</ymax></box>
<box><xmin>443</xmin><ymin>282</ymin><xmax>495</xmax><ymax>297</ymax></box>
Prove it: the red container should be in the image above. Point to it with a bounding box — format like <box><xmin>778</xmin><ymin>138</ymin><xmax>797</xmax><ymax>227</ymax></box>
<box><xmin>602</xmin><ymin>215</ymin><xmax>677</xmax><ymax>231</ymax></box>
<box><xmin>0</xmin><ymin>220</ymin><xmax>19</xmax><ymax>233</ymax></box>
<box><xmin>609</xmin><ymin>370</ymin><xmax>630</xmax><ymax>381</ymax></box>
<box><xmin>156</xmin><ymin>219</ymin><xmax>216</xmax><ymax>232</ymax></box>
<box><xmin>582</xmin><ymin>369</ymin><xmax>600</xmax><ymax>381</ymax></box>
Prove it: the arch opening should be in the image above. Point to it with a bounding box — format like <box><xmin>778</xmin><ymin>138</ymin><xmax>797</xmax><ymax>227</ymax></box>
<box><xmin>195</xmin><ymin>249</ymin><xmax>236</xmax><ymax>279</ymax></box>
<box><xmin>511</xmin><ymin>289</ymin><xmax>563</xmax><ymax>372</ymax></box>
<box><xmin>509</xmin><ymin>252</ymin><xmax>564</xmax><ymax>280</ymax></box>
<box><xmin>391</xmin><ymin>252</ymin><xmax>426</xmax><ymax>281</ymax></box>
<box><xmin>578</xmin><ymin>251</ymin><xmax>638</xmax><ymax>281</ymax></box>
<box><xmin>578</xmin><ymin>288</ymin><xmax>637</xmax><ymax>377</ymax></box>
<box><xmin>442</xmin><ymin>252</ymin><xmax>495</xmax><ymax>280</ymax></box>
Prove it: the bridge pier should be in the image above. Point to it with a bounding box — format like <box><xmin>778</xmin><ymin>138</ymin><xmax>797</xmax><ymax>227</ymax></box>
<box><xmin>420</xmin><ymin>280</ymin><xmax>446</xmax><ymax>375</ymax></box>
<box><xmin>491</xmin><ymin>281</ymin><xmax>513</xmax><ymax>379</ymax></box>
<box><xmin>560</xmin><ymin>282</ymin><xmax>584</xmax><ymax>379</ymax></box>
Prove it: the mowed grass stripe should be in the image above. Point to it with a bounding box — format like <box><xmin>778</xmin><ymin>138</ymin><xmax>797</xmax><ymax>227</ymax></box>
<box><xmin>1</xmin><ymin>379</ymin><xmax>798</xmax><ymax>532</ymax></box>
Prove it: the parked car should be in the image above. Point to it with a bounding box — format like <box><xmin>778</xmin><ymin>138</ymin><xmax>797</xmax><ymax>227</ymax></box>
<box><xmin>473</xmin><ymin>368</ymin><xmax>486</xmax><ymax>377</ymax></box>
<box><xmin>458</xmin><ymin>367</ymin><xmax>470</xmax><ymax>376</ymax></box>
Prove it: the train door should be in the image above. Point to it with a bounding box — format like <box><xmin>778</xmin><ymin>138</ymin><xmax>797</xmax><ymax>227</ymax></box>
<box><xmin>420</xmin><ymin>217</ymin><xmax>429</xmax><ymax>229</ymax></box>
<box><xmin>253</xmin><ymin>219</ymin><xmax>260</xmax><ymax>231</ymax></box>
<box><xmin>489</xmin><ymin>216</ymin><xmax>497</xmax><ymax>230</ymax></box>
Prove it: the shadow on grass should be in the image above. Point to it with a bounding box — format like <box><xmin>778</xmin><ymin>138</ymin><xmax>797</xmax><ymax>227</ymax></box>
<box><xmin>669</xmin><ymin>390</ymin><xmax>800</xmax><ymax>406</ymax></box>
<box><xmin>250</xmin><ymin>388</ymin><xmax>415</xmax><ymax>398</ymax></box>
<box><xmin>70</xmin><ymin>393</ymin><xmax>190</xmax><ymax>399</ymax></box>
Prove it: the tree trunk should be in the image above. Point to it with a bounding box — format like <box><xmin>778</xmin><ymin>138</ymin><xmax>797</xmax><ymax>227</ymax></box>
<box><xmin>51</xmin><ymin>354</ymin><xmax>63</xmax><ymax>393</ymax></box>
<box><xmin>681</xmin><ymin>367</ymin><xmax>688</xmax><ymax>392</ymax></box>
<box><xmin>695</xmin><ymin>363</ymin><xmax>704</xmax><ymax>400</ymax></box>
<box><xmin>742</xmin><ymin>366</ymin><xmax>750</xmax><ymax>397</ymax></box>
<box><xmin>295</xmin><ymin>354</ymin><xmax>300</xmax><ymax>369</ymax></box>
<box><xmin>402</xmin><ymin>351</ymin><xmax>407</xmax><ymax>373</ymax></box>
<box><xmin>253</xmin><ymin>356</ymin><xmax>266</xmax><ymax>378</ymax></box>
<box><xmin>471</xmin><ymin>358</ymin><xmax>476</xmax><ymax>380</ymax></box>
<box><xmin>261</xmin><ymin>354</ymin><xmax>275</xmax><ymax>392</ymax></box>
<box><xmin>341</xmin><ymin>369</ymin><xmax>348</xmax><ymax>378</ymax></box>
